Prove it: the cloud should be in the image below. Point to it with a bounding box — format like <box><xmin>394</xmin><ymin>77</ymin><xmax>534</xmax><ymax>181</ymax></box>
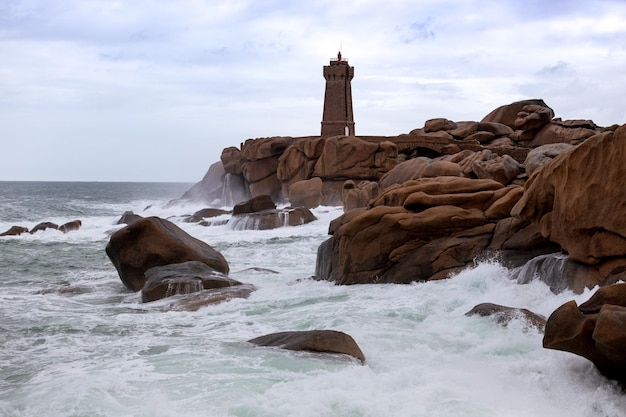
<box><xmin>0</xmin><ymin>0</ymin><xmax>625</xmax><ymax>181</ymax></box>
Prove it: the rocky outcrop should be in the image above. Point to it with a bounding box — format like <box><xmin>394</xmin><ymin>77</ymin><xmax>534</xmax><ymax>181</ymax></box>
<box><xmin>141</xmin><ymin>261</ymin><xmax>251</xmax><ymax>303</ymax></box>
<box><xmin>240</xmin><ymin>137</ymin><xmax>294</xmax><ymax>201</ymax></box>
<box><xmin>0</xmin><ymin>226</ymin><xmax>29</xmax><ymax>236</ymax></box>
<box><xmin>248</xmin><ymin>330</ymin><xmax>365</xmax><ymax>363</ymax></box>
<box><xmin>512</xmin><ymin>127</ymin><xmax>626</xmax><ymax>266</ymax></box>
<box><xmin>105</xmin><ymin>216</ymin><xmax>229</xmax><ymax>292</ymax></box>
<box><xmin>465</xmin><ymin>302</ymin><xmax>546</xmax><ymax>331</ymax></box>
<box><xmin>543</xmin><ymin>283</ymin><xmax>626</xmax><ymax>385</ymax></box>
<box><xmin>288</xmin><ymin>177</ymin><xmax>323</xmax><ymax>209</ymax></box>
<box><xmin>315</xmin><ymin>176</ymin><xmax>556</xmax><ymax>284</ymax></box>
<box><xmin>529</xmin><ymin>119</ymin><xmax>598</xmax><ymax>147</ymax></box>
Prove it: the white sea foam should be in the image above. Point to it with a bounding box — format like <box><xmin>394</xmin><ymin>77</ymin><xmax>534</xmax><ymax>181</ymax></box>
<box><xmin>1</xmin><ymin>185</ymin><xmax>625</xmax><ymax>417</ymax></box>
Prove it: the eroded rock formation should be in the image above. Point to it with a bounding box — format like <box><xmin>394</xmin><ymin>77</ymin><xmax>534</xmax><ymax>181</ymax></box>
<box><xmin>315</xmin><ymin>176</ymin><xmax>556</xmax><ymax>284</ymax></box>
<box><xmin>512</xmin><ymin>126</ymin><xmax>626</xmax><ymax>267</ymax></box>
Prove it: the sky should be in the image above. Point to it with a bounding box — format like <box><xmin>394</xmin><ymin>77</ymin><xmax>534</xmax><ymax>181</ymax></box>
<box><xmin>1</xmin><ymin>0</ymin><xmax>626</xmax><ymax>182</ymax></box>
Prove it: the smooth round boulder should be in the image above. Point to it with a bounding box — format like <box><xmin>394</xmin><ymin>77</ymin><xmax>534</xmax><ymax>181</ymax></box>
<box><xmin>248</xmin><ymin>330</ymin><xmax>365</xmax><ymax>362</ymax></box>
<box><xmin>288</xmin><ymin>177</ymin><xmax>323</xmax><ymax>209</ymax></box>
<box><xmin>105</xmin><ymin>216</ymin><xmax>229</xmax><ymax>292</ymax></box>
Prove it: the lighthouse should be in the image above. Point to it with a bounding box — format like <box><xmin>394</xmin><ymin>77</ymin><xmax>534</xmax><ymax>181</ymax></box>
<box><xmin>321</xmin><ymin>51</ymin><xmax>355</xmax><ymax>136</ymax></box>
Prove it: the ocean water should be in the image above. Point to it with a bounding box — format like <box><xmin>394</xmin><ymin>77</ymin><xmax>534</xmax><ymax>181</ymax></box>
<box><xmin>0</xmin><ymin>181</ymin><xmax>624</xmax><ymax>417</ymax></box>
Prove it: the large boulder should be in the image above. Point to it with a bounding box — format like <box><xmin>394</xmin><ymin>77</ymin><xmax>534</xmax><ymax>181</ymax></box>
<box><xmin>523</xmin><ymin>143</ymin><xmax>574</xmax><ymax>177</ymax></box>
<box><xmin>141</xmin><ymin>261</ymin><xmax>249</xmax><ymax>303</ymax></box>
<box><xmin>512</xmin><ymin>127</ymin><xmax>626</xmax><ymax>265</ymax></box>
<box><xmin>288</xmin><ymin>177</ymin><xmax>323</xmax><ymax>209</ymax></box>
<box><xmin>424</xmin><ymin>118</ymin><xmax>457</xmax><ymax>132</ymax></box>
<box><xmin>529</xmin><ymin>120</ymin><xmax>598</xmax><ymax>147</ymax></box>
<box><xmin>378</xmin><ymin>157</ymin><xmax>462</xmax><ymax>190</ymax></box>
<box><xmin>221</xmin><ymin>146</ymin><xmax>244</xmax><ymax>175</ymax></box>
<box><xmin>105</xmin><ymin>216</ymin><xmax>229</xmax><ymax>292</ymax></box>
<box><xmin>481</xmin><ymin>99</ymin><xmax>554</xmax><ymax>130</ymax></box>
<box><xmin>513</xmin><ymin>104</ymin><xmax>553</xmax><ymax>131</ymax></box>
<box><xmin>233</xmin><ymin>195</ymin><xmax>276</xmax><ymax>215</ymax></box>
<box><xmin>248</xmin><ymin>330</ymin><xmax>365</xmax><ymax>362</ymax></box>
<box><xmin>342</xmin><ymin>180</ymin><xmax>379</xmax><ymax>212</ymax></box>
<box><xmin>543</xmin><ymin>283</ymin><xmax>626</xmax><ymax>385</ymax></box>
<box><xmin>471</xmin><ymin>154</ymin><xmax>520</xmax><ymax>185</ymax></box>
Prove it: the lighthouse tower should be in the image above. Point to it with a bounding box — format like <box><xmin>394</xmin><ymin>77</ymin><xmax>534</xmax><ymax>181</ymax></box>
<box><xmin>321</xmin><ymin>51</ymin><xmax>355</xmax><ymax>136</ymax></box>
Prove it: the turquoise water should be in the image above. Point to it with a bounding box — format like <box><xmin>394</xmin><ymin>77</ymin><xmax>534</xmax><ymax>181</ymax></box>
<box><xmin>0</xmin><ymin>182</ymin><xmax>624</xmax><ymax>417</ymax></box>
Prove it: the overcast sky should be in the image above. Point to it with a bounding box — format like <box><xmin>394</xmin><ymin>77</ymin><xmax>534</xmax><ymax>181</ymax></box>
<box><xmin>1</xmin><ymin>0</ymin><xmax>625</xmax><ymax>182</ymax></box>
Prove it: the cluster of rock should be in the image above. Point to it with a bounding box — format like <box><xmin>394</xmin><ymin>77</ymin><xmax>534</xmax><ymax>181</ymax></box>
<box><xmin>179</xmin><ymin>98</ymin><xmax>626</xmax><ymax>383</ymax></box>
<box><xmin>105</xmin><ymin>213</ymin><xmax>364</xmax><ymax>362</ymax></box>
<box><xmin>544</xmin><ymin>283</ymin><xmax>626</xmax><ymax>385</ymax></box>
<box><xmin>183</xmin><ymin>99</ymin><xmax>611</xmax><ymax>212</ymax></box>
<box><xmin>0</xmin><ymin>220</ymin><xmax>82</xmax><ymax>236</ymax></box>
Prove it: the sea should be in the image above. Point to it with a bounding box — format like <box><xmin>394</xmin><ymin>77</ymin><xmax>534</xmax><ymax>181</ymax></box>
<box><xmin>0</xmin><ymin>181</ymin><xmax>624</xmax><ymax>417</ymax></box>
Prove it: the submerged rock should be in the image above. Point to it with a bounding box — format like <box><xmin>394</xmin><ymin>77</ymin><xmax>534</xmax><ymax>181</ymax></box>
<box><xmin>164</xmin><ymin>284</ymin><xmax>255</xmax><ymax>311</ymax></box>
<box><xmin>141</xmin><ymin>261</ymin><xmax>247</xmax><ymax>303</ymax></box>
<box><xmin>105</xmin><ymin>216</ymin><xmax>229</xmax><ymax>292</ymax></box>
<box><xmin>465</xmin><ymin>302</ymin><xmax>546</xmax><ymax>331</ymax></box>
<box><xmin>248</xmin><ymin>330</ymin><xmax>365</xmax><ymax>363</ymax></box>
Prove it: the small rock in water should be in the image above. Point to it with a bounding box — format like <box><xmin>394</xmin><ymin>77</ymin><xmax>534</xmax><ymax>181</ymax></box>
<box><xmin>465</xmin><ymin>302</ymin><xmax>546</xmax><ymax>332</ymax></box>
<box><xmin>30</xmin><ymin>222</ymin><xmax>59</xmax><ymax>234</ymax></box>
<box><xmin>0</xmin><ymin>225</ymin><xmax>29</xmax><ymax>236</ymax></box>
<box><xmin>248</xmin><ymin>330</ymin><xmax>366</xmax><ymax>363</ymax></box>
<box><xmin>59</xmin><ymin>220</ymin><xmax>82</xmax><ymax>233</ymax></box>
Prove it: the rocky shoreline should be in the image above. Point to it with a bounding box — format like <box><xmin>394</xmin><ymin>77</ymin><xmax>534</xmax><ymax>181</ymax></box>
<box><xmin>174</xmin><ymin>98</ymin><xmax>626</xmax><ymax>385</ymax></box>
